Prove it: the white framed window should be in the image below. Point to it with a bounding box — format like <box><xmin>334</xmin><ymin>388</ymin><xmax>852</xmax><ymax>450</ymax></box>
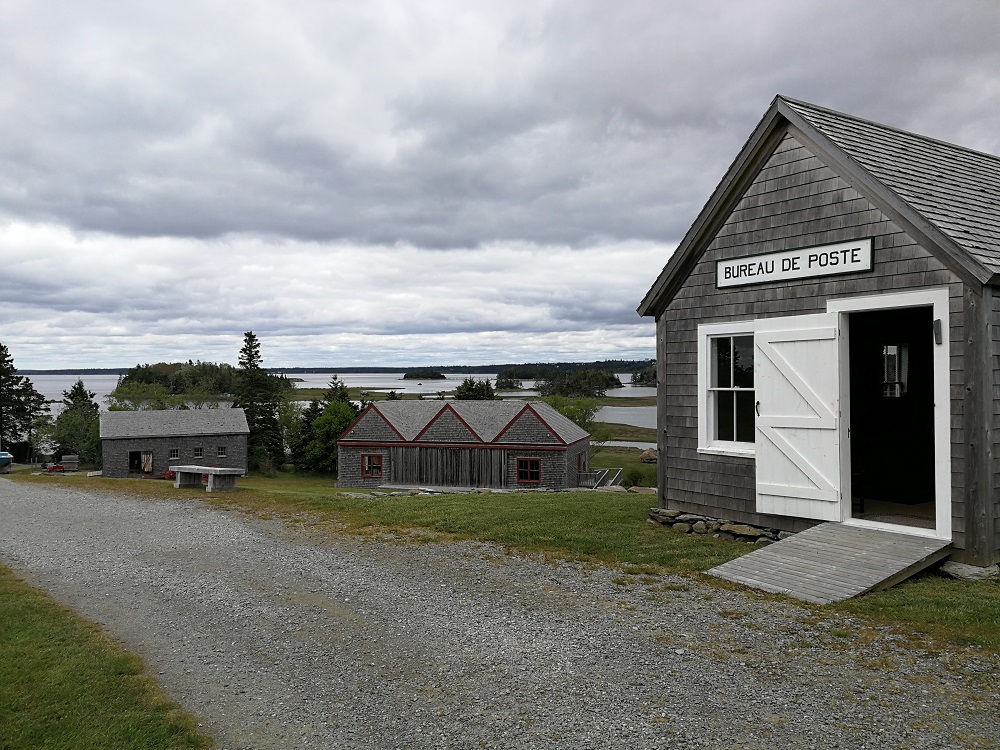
<box><xmin>698</xmin><ymin>321</ymin><xmax>756</xmax><ymax>456</ymax></box>
<box><xmin>169</xmin><ymin>448</ymin><xmax>179</xmax><ymax>460</ymax></box>
<box><xmin>194</xmin><ymin>447</ymin><xmax>203</xmax><ymax>459</ymax></box>
<box><xmin>217</xmin><ymin>446</ymin><xmax>227</xmax><ymax>458</ymax></box>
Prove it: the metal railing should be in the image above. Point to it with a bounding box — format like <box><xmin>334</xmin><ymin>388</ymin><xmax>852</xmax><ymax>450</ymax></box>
<box><xmin>578</xmin><ymin>468</ymin><xmax>623</xmax><ymax>488</ymax></box>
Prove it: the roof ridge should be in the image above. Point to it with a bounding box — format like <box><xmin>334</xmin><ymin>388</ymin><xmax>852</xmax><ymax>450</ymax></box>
<box><xmin>779</xmin><ymin>95</ymin><xmax>1000</xmax><ymax>165</ymax></box>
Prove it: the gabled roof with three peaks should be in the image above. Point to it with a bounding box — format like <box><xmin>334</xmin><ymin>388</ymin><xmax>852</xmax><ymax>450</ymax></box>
<box><xmin>638</xmin><ymin>95</ymin><xmax>1000</xmax><ymax>317</ymax></box>
<box><xmin>340</xmin><ymin>399</ymin><xmax>589</xmax><ymax>445</ymax></box>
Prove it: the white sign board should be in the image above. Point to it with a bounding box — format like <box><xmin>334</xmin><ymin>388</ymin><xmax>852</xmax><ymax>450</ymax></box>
<box><xmin>717</xmin><ymin>238</ymin><xmax>873</xmax><ymax>288</ymax></box>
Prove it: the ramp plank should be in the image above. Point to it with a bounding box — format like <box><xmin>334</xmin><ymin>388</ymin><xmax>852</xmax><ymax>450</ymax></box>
<box><xmin>707</xmin><ymin>523</ymin><xmax>950</xmax><ymax>603</ymax></box>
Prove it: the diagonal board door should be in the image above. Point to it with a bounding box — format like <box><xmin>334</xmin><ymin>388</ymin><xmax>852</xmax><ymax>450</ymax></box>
<box><xmin>755</xmin><ymin>313</ymin><xmax>841</xmax><ymax>521</ymax></box>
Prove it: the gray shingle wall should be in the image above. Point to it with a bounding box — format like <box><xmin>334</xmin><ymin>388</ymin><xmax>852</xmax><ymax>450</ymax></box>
<box><xmin>347</xmin><ymin>410</ymin><xmax>402</xmax><ymax>442</ymax></box>
<box><xmin>337</xmin><ymin>446</ymin><xmax>387</xmax><ymax>489</ymax></box>
<box><xmin>497</xmin><ymin>411</ymin><xmax>560</xmax><ymax>445</ymax></box>
<box><xmin>506</xmin><ymin>450</ymin><xmax>566</xmax><ymax>489</ymax></box>
<box><xmin>102</xmin><ymin>434</ymin><xmax>248</xmax><ymax>478</ymax></box>
<box><xmin>992</xmin><ymin>289</ymin><xmax>1000</xmax><ymax>553</ymax></box>
<box><xmin>661</xmin><ymin>133</ymin><xmax>964</xmax><ymax>536</ymax></box>
<box><xmin>418</xmin><ymin>410</ymin><xmax>478</xmax><ymax>442</ymax></box>
<box><xmin>564</xmin><ymin>442</ymin><xmax>589</xmax><ymax>487</ymax></box>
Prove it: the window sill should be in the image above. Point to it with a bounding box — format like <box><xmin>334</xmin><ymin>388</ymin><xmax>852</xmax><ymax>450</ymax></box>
<box><xmin>697</xmin><ymin>444</ymin><xmax>755</xmax><ymax>458</ymax></box>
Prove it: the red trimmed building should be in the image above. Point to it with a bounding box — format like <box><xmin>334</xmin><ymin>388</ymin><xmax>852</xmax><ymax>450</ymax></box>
<box><xmin>336</xmin><ymin>400</ymin><xmax>591</xmax><ymax>490</ymax></box>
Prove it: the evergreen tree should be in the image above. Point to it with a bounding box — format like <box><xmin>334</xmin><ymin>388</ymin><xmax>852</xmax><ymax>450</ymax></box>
<box><xmin>301</xmin><ymin>401</ymin><xmax>357</xmax><ymax>475</ymax></box>
<box><xmin>234</xmin><ymin>331</ymin><xmax>284</xmax><ymax>471</ymax></box>
<box><xmin>293</xmin><ymin>375</ymin><xmax>360</xmax><ymax>473</ymax></box>
<box><xmin>52</xmin><ymin>379</ymin><xmax>101</xmax><ymax>464</ymax></box>
<box><xmin>0</xmin><ymin>343</ymin><xmax>48</xmax><ymax>454</ymax></box>
<box><xmin>453</xmin><ymin>377</ymin><xmax>495</xmax><ymax>400</ymax></box>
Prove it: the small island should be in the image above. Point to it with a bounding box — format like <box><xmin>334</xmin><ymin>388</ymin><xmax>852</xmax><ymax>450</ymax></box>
<box><xmin>403</xmin><ymin>369</ymin><xmax>447</xmax><ymax>380</ymax></box>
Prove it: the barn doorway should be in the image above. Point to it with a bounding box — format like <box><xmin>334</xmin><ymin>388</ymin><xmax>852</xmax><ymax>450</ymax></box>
<box><xmin>128</xmin><ymin>451</ymin><xmax>153</xmax><ymax>475</ymax></box>
<box><xmin>847</xmin><ymin>306</ymin><xmax>935</xmax><ymax>529</ymax></box>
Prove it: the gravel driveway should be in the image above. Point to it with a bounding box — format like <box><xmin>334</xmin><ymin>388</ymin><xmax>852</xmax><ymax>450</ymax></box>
<box><xmin>1</xmin><ymin>477</ymin><xmax>997</xmax><ymax>750</ymax></box>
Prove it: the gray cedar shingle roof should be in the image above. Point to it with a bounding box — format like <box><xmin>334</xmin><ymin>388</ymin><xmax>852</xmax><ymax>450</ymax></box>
<box><xmin>99</xmin><ymin>408</ymin><xmax>250</xmax><ymax>439</ymax></box>
<box><xmin>783</xmin><ymin>98</ymin><xmax>1000</xmax><ymax>276</ymax></box>
<box><xmin>352</xmin><ymin>400</ymin><xmax>589</xmax><ymax>445</ymax></box>
<box><xmin>638</xmin><ymin>95</ymin><xmax>1000</xmax><ymax>316</ymax></box>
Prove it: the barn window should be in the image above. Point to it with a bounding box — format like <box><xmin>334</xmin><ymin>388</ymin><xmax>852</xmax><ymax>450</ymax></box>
<box><xmin>698</xmin><ymin>322</ymin><xmax>756</xmax><ymax>456</ymax></box>
<box><xmin>169</xmin><ymin>448</ymin><xmax>179</xmax><ymax>460</ymax></box>
<box><xmin>361</xmin><ymin>454</ymin><xmax>383</xmax><ymax>478</ymax></box>
<box><xmin>217</xmin><ymin>446</ymin><xmax>227</xmax><ymax>458</ymax></box>
<box><xmin>194</xmin><ymin>447</ymin><xmax>203</xmax><ymax>459</ymax></box>
<box><xmin>517</xmin><ymin>458</ymin><xmax>541</xmax><ymax>483</ymax></box>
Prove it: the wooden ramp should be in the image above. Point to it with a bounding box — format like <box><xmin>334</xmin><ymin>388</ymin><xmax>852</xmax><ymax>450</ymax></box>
<box><xmin>707</xmin><ymin>522</ymin><xmax>951</xmax><ymax>603</ymax></box>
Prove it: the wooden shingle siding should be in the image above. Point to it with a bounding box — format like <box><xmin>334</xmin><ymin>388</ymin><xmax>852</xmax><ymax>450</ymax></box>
<box><xmin>418</xmin><ymin>409</ymin><xmax>478</xmax><ymax>442</ymax></box>
<box><xmin>661</xmin><ymin>133</ymin><xmax>964</xmax><ymax>534</ymax></box>
<box><xmin>347</xmin><ymin>410</ymin><xmax>401</xmax><ymax>442</ymax></box>
<box><xmin>336</xmin><ymin>446</ymin><xmax>387</xmax><ymax>489</ymax></box>
<box><xmin>992</xmin><ymin>289</ymin><xmax>1000</xmax><ymax>554</ymax></box>
<box><xmin>497</xmin><ymin>411</ymin><xmax>560</xmax><ymax>445</ymax></box>
<box><xmin>102</xmin><ymin>434</ymin><xmax>248</xmax><ymax>478</ymax></box>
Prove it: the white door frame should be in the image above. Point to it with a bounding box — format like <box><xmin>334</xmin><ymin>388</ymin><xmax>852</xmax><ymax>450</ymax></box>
<box><xmin>827</xmin><ymin>287</ymin><xmax>952</xmax><ymax>541</ymax></box>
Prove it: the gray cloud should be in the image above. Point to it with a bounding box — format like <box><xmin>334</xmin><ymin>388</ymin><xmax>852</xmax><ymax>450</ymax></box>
<box><xmin>1</xmin><ymin>0</ymin><xmax>998</xmax><ymax>367</ymax></box>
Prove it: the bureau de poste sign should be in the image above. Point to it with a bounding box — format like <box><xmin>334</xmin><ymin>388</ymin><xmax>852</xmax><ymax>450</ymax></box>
<box><xmin>716</xmin><ymin>238</ymin><xmax>873</xmax><ymax>288</ymax></box>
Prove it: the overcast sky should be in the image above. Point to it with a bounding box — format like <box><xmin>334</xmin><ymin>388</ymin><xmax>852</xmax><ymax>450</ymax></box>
<box><xmin>2</xmin><ymin>1</ymin><xmax>999</xmax><ymax>369</ymax></box>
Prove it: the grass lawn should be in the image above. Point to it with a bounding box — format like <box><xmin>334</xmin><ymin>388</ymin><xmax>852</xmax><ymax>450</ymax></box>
<box><xmin>590</xmin><ymin>446</ymin><xmax>657</xmax><ymax>487</ymax></box>
<box><xmin>7</xmin><ymin>468</ymin><xmax>1000</xmax><ymax>656</ymax></box>
<box><xmin>0</xmin><ymin>563</ymin><xmax>211</xmax><ymax>750</ymax></box>
<box><xmin>598</xmin><ymin>422</ymin><xmax>656</xmax><ymax>442</ymax></box>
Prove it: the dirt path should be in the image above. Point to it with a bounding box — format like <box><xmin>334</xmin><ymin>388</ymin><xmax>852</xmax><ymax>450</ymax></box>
<box><xmin>1</xmin><ymin>477</ymin><xmax>998</xmax><ymax>750</ymax></box>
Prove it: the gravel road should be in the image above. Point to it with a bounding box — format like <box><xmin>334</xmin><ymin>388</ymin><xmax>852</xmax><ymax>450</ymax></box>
<box><xmin>1</xmin><ymin>477</ymin><xmax>998</xmax><ymax>750</ymax></box>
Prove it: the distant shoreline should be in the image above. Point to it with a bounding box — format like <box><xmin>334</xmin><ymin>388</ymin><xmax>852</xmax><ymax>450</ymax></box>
<box><xmin>21</xmin><ymin>360</ymin><xmax>652</xmax><ymax>376</ymax></box>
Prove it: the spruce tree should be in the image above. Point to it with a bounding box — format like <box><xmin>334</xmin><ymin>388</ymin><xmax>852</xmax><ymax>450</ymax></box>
<box><xmin>52</xmin><ymin>379</ymin><xmax>101</xmax><ymax>464</ymax></box>
<box><xmin>0</xmin><ymin>343</ymin><xmax>48</xmax><ymax>454</ymax></box>
<box><xmin>234</xmin><ymin>331</ymin><xmax>284</xmax><ymax>471</ymax></box>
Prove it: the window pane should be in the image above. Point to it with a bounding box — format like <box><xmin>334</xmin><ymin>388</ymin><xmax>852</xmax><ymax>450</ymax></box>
<box><xmin>716</xmin><ymin>391</ymin><xmax>735</xmax><ymax>441</ymax></box>
<box><xmin>715</xmin><ymin>338</ymin><xmax>732</xmax><ymax>388</ymax></box>
<box><xmin>733</xmin><ymin>336</ymin><xmax>754</xmax><ymax>388</ymax></box>
<box><xmin>735</xmin><ymin>391</ymin><xmax>756</xmax><ymax>443</ymax></box>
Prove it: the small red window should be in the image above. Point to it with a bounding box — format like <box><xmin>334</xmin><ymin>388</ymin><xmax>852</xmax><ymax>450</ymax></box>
<box><xmin>361</xmin><ymin>454</ymin><xmax>383</xmax><ymax>478</ymax></box>
<box><xmin>517</xmin><ymin>458</ymin><xmax>541</xmax><ymax>483</ymax></box>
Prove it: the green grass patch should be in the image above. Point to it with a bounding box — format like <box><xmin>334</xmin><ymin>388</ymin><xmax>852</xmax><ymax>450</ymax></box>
<box><xmin>599</xmin><ymin>422</ymin><xmax>656</xmax><ymax>442</ymax></box>
<box><xmin>0</xmin><ymin>564</ymin><xmax>211</xmax><ymax>750</ymax></box>
<box><xmin>590</xmin><ymin>446</ymin><xmax>657</xmax><ymax>487</ymax></box>
<box><xmin>833</xmin><ymin>573</ymin><xmax>1000</xmax><ymax>652</ymax></box>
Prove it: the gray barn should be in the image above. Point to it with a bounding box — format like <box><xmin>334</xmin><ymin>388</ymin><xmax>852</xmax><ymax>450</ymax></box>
<box><xmin>100</xmin><ymin>409</ymin><xmax>250</xmax><ymax>478</ymax></box>
<box><xmin>638</xmin><ymin>96</ymin><xmax>1000</xmax><ymax>567</ymax></box>
<box><xmin>337</xmin><ymin>400</ymin><xmax>590</xmax><ymax>490</ymax></box>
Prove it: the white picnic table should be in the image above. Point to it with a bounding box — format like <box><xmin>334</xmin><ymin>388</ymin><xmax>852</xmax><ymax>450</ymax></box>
<box><xmin>169</xmin><ymin>465</ymin><xmax>244</xmax><ymax>493</ymax></box>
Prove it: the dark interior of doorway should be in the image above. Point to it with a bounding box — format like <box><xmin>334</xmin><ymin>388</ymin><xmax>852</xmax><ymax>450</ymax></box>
<box><xmin>849</xmin><ymin>306</ymin><xmax>935</xmax><ymax>529</ymax></box>
<box><xmin>128</xmin><ymin>451</ymin><xmax>152</xmax><ymax>475</ymax></box>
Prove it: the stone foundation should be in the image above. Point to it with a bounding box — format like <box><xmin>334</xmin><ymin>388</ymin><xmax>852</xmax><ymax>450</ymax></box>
<box><xmin>647</xmin><ymin>508</ymin><xmax>793</xmax><ymax>544</ymax></box>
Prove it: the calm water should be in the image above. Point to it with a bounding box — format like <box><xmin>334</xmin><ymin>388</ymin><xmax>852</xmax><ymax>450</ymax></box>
<box><xmin>26</xmin><ymin>372</ymin><xmax>657</xmax><ymax>425</ymax></box>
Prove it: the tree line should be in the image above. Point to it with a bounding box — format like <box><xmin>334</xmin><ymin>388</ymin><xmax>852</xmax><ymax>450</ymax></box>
<box><xmin>0</xmin><ymin>335</ymin><xmax>626</xmax><ymax>474</ymax></box>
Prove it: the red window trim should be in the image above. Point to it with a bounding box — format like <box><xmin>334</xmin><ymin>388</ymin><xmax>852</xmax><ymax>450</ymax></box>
<box><xmin>361</xmin><ymin>453</ymin><xmax>383</xmax><ymax>478</ymax></box>
<box><xmin>517</xmin><ymin>457</ymin><xmax>541</xmax><ymax>483</ymax></box>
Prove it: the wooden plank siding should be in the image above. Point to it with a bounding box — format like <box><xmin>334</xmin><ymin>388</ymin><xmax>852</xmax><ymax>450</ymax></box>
<box><xmin>389</xmin><ymin>446</ymin><xmax>508</xmax><ymax>488</ymax></box>
<box><xmin>660</xmin><ymin>132</ymin><xmax>966</xmax><ymax>537</ymax></box>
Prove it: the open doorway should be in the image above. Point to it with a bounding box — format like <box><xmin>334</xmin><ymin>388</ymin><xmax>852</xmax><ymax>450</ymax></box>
<box><xmin>848</xmin><ymin>307</ymin><xmax>935</xmax><ymax>529</ymax></box>
<box><xmin>128</xmin><ymin>450</ymin><xmax>153</xmax><ymax>475</ymax></box>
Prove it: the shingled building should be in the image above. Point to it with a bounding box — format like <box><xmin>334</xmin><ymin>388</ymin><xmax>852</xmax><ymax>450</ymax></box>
<box><xmin>639</xmin><ymin>95</ymin><xmax>1000</xmax><ymax>567</ymax></box>
<box><xmin>337</xmin><ymin>400</ymin><xmax>590</xmax><ymax>490</ymax></box>
<box><xmin>100</xmin><ymin>409</ymin><xmax>250</xmax><ymax>478</ymax></box>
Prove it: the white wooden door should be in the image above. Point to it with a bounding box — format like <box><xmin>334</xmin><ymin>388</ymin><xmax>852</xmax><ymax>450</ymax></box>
<box><xmin>755</xmin><ymin>313</ymin><xmax>841</xmax><ymax>521</ymax></box>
